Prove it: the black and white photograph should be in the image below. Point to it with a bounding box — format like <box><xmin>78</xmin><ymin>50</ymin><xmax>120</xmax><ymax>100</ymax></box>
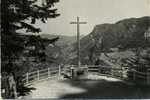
<box><xmin>1</xmin><ymin>0</ymin><xmax>150</xmax><ymax>99</ymax></box>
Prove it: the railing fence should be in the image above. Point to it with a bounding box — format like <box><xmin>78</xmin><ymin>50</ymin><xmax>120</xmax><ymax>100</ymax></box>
<box><xmin>22</xmin><ymin>65</ymin><xmax>61</xmax><ymax>85</ymax></box>
<box><xmin>22</xmin><ymin>65</ymin><xmax>150</xmax><ymax>86</ymax></box>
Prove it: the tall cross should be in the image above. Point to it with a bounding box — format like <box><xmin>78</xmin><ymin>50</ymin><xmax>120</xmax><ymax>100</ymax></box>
<box><xmin>70</xmin><ymin>17</ymin><xmax>87</xmax><ymax>67</ymax></box>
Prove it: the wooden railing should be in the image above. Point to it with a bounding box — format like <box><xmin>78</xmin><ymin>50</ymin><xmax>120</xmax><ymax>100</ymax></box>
<box><xmin>22</xmin><ymin>66</ymin><xmax>61</xmax><ymax>85</ymax></box>
<box><xmin>84</xmin><ymin>65</ymin><xmax>124</xmax><ymax>79</ymax></box>
<box><xmin>128</xmin><ymin>69</ymin><xmax>150</xmax><ymax>85</ymax></box>
<box><xmin>22</xmin><ymin>65</ymin><xmax>150</xmax><ymax>86</ymax></box>
<box><xmin>70</xmin><ymin>65</ymin><xmax>150</xmax><ymax>85</ymax></box>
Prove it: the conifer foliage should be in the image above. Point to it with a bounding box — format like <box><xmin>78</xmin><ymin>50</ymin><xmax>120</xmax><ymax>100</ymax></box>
<box><xmin>1</xmin><ymin>0</ymin><xmax>60</xmax><ymax>98</ymax></box>
<box><xmin>2</xmin><ymin>0</ymin><xmax>59</xmax><ymax>60</ymax></box>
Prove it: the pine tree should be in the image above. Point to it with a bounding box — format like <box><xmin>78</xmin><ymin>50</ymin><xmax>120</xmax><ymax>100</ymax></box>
<box><xmin>1</xmin><ymin>0</ymin><xmax>60</xmax><ymax>98</ymax></box>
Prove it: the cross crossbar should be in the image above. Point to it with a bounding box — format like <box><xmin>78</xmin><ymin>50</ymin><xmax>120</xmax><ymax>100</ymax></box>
<box><xmin>70</xmin><ymin>22</ymin><xmax>87</xmax><ymax>24</ymax></box>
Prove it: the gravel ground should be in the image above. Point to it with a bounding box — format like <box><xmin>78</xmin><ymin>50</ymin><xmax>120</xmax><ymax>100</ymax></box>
<box><xmin>22</xmin><ymin>74</ymin><xmax>150</xmax><ymax>99</ymax></box>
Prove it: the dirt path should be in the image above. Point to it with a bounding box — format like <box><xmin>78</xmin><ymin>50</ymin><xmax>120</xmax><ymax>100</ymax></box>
<box><xmin>23</xmin><ymin>74</ymin><xmax>150</xmax><ymax>99</ymax></box>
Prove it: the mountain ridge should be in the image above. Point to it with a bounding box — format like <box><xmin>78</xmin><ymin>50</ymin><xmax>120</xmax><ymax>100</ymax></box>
<box><xmin>66</xmin><ymin>16</ymin><xmax>150</xmax><ymax>65</ymax></box>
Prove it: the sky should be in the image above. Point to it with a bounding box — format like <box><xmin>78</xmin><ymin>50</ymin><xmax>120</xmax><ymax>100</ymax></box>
<box><xmin>36</xmin><ymin>0</ymin><xmax>150</xmax><ymax>36</ymax></box>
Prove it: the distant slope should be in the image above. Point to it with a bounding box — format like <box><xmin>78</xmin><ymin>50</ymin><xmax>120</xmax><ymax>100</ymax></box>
<box><xmin>67</xmin><ymin>16</ymin><xmax>150</xmax><ymax>65</ymax></box>
<box><xmin>41</xmin><ymin>34</ymin><xmax>86</xmax><ymax>64</ymax></box>
<box><xmin>40</xmin><ymin>34</ymin><xmax>77</xmax><ymax>47</ymax></box>
<box><xmin>81</xmin><ymin>16</ymin><xmax>150</xmax><ymax>50</ymax></box>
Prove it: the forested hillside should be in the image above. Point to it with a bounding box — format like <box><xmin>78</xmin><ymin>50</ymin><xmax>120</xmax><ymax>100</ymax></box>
<box><xmin>66</xmin><ymin>16</ymin><xmax>150</xmax><ymax>65</ymax></box>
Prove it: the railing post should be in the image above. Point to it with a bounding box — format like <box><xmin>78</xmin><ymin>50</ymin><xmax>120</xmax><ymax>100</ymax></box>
<box><xmin>147</xmin><ymin>69</ymin><xmax>150</xmax><ymax>85</ymax></box>
<box><xmin>86</xmin><ymin>65</ymin><xmax>89</xmax><ymax>72</ymax></box>
<box><xmin>48</xmin><ymin>67</ymin><xmax>50</xmax><ymax>78</ymax></box>
<box><xmin>133</xmin><ymin>69</ymin><xmax>136</xmax><ymax>81</ymax></box>
<box><xmin>71</xmin><ymin>65</ymin><xmax>75</xmax><ymax>79</ymax></box>
<box><xmin>37</xmin><ymin>70</ymin><xmax>39</xmax><ymax>81</ymax></box>
<box><xmin>85</xmin><ymin>65</ymin><xmax>88</xmax><ymax>74</ymax></box>
<box><xmin>111</xmin><ymin>68</ymin><xmax>114</xmax><ymax>76</ymax></box>
<box><xmin>59</xmin><ymin>65</ymin><xmax>61</xmax><ymax>78</ymax></box>
<box><xmin>121</xmin><ymin>67</ymin><xmax>123</xmax><ymax>78</ymax></box>
<box><xmin>26</xmin><ymin>72</ymin><xmax>29</xmax><ymax>84</ymax></box>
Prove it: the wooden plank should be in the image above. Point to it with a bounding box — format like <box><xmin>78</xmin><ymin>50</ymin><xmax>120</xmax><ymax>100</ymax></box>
<box><xmin>50</xmin><ymin>68</ymin><xmax>59</xmax><ymax>71</ymax></box>
<box><xmin>136</xmin><ymin>74</ymin><xmax>147</xmax><ymax>79</ymax></box>
<box><xmin>88</xmin><ymin>70</ymin><xmax>99</xmax><ymax>72</ymax></box>
<box><xmin>147</xmin><ymin>70</ymin><xmax>150</xmax><ymax>85</ymax></box>
<box><xmin>134</xmin><ymin>71</ymin><xmax>147</xmax><ymax>75</ymax></box>
<box><xmin>88</xmin><ymin>68</ymin><xmax>99</xmax><ymax>70</ymax></box>
<box><xmin>50</xmin><ymin>70</ymin><xmax>59</xmax><ymax>73</ymax></box>
<box><xmin>39</xmin><ymin>72</ymin><xmax>48</xmax><ymax>76</ymax></box>
<box><xmin>28</xmin><ymin>74</ymin><xmax>37</xmax><ymax>79</ymax></box>
<box><xmin>39</xmin><ymin>68</ymin><xmax>48</xmax><ymax>73</ymax></box>
<box><xmin>28</xmin><ymin>71</ymin><xmax>37</xmax><ymax>75</ymax></box>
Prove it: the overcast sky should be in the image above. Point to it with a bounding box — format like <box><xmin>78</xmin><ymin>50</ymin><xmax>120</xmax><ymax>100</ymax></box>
<box><xmin>36</xmin><ymin>0</ymin><xmax>149</xmax><ymax>36</ymax></box>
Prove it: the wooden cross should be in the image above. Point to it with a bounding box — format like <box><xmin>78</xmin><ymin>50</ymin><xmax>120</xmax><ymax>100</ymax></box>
<box><xmin>70</xmin><ymin>17</ymin><xmax>87</xmax><ymax>67</ymax></box>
